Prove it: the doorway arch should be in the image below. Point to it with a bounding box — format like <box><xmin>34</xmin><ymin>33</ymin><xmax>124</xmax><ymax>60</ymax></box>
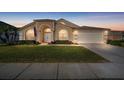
<box><xmin>43</xmin><ymin>28</ymin><xmax>52</xmax><ymax>43</ymax></box>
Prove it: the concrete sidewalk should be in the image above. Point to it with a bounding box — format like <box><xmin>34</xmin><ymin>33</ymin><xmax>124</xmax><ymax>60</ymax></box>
<box><xmin>0</xmin><ymin>63</ymin><xmax>124</xmax><ymax>80</ymax></box>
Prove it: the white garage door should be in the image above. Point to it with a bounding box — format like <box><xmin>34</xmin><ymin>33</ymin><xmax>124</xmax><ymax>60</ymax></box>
<box><xmin>78</xmin><ymin>31</ymin><xmax>104</xmax><ymax>43</ymax></box>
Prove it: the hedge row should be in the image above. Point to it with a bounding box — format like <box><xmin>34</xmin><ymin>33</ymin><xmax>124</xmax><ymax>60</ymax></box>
<box><xmin>17</xmin><ymin>40</ymin><xmax>40</xmax><ymax>45</ymax></box>
<box><xmin>107</xmin><ymin>40</ymin><xmax>124</xmax><ymax>46</ymax></box>
<box><xmin>0</xmin><ymin>40</ymin><xmax>74</xmax><ymax>45</ymax></box>
<box><xmin>51</xmin><ymin>40</ymin><xmax>73</xmax><ymax>44</ymax></box>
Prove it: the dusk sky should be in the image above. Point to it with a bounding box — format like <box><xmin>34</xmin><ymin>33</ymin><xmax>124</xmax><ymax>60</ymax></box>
<box><xmin>0</xmin><ymin>12</ymin><xmax>124</xmax><ymax>30</ymax></box>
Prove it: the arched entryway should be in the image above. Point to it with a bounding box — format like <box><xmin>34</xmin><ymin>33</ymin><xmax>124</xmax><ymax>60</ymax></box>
<box><xmin>43</xmin><ymin>28</ymin><xmax>52</xmax><ymax>43</ymax></box>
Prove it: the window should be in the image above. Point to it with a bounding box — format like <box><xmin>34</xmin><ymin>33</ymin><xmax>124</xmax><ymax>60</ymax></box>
<box><xmin>26</xmin><ymin>29</ymin><xmax>35</xmax><ymax>40</ymax></box>
<box><xmin>44</xmin><ymin>28</ymin><xmax>51</xmax><ymax>33</ymax></box>
<box><xmin>60</xmin><ymin>22</ymin><xmax>66</xmax><ymax>25</ymax></box>
<box><xmin>59</xmin><ymin>30</ymin><xmax>68</xmax><ymax>40</ymax></box>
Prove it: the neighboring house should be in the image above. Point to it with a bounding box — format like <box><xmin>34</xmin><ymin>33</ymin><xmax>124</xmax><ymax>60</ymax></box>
<box><xmin>0</xmin><ymin>21</ymin><xmax>19</xmax><ymax>43</ymax></box>
<box><xmin>19</xmin><ymin>18</ymin><xmax>111</xmax><ymax>44</ymax></box>
<box><xmin>122</xmin><ymin>32</ymin><xmax>124</xmax><ymax>40</ymax></box>
<box><xmin>108</xmin><ymin>30</ymin><xmax>124</xmax><ymax>40</ymax></box>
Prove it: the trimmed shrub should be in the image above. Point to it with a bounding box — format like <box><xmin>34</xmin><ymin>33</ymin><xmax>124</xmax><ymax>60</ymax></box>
<box><xmin>17</xmin><ymin>40</ymin><xmax>40</xmax><ymax>45</ymax></box>
<box><xmin>107</xmin><ymin>40</ymin><xmax>124</xmax><ymax>46</ymax></box>
<box><xmin>51</xmin><ymin>40</ymin><xmax>73</xmax><ymax>44</ymax></box>
<box><xmin>121</xmin><ymin>43</ymin><xmax>124</xmax><ymax>47</ymax></box>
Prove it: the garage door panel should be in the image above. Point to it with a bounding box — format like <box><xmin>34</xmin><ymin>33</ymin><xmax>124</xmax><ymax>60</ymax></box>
<box><xmin>78</xmin><ymin>31</ymin><xmax>104</xmax><ymax>43</ymax></box>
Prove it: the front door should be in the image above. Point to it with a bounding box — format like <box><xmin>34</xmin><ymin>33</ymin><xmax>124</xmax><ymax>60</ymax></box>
<box><xmin>44</xmin><ymin>32</ymin><xmax>52</xmax><ymax>43</ymax></box>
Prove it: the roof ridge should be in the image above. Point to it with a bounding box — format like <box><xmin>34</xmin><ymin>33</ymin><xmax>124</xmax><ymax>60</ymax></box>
<box><xmin>34</xmin><ymin>19</ymin><xmax>56</xmax><ymax>21</ymax></box>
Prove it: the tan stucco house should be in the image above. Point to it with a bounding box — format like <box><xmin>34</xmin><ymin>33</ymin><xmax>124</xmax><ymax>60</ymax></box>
<box><xmin>19</xmin><ymin>18</ymin><xmax>111</xmax><ymax>44</ymax></box>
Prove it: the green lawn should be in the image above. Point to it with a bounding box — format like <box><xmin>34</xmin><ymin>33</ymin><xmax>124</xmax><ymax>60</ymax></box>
<box><xmin>0</xmin><ymin>45</ymin><xmax>105</xmax><ymax>63</ymax></box>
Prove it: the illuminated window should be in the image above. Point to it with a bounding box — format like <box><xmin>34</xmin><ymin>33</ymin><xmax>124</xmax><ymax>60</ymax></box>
<box><xmin>44</xmin><ymin>28</ymin><xmax>51</xmax><ymax>33</ymax></box>
<box><xmin>26</xmin><ymin>29</ymin><xmax>35</xmax><ymax>40</ymax></box>
<box><xmin>59</xmin><ymin>30</ymin><xmax>68</xmax><ymax>40</ymax></box>
<box><xmin>60</xmin><ymin>22</ymin><xmax>66</xmax><ymax>25</ymax></box>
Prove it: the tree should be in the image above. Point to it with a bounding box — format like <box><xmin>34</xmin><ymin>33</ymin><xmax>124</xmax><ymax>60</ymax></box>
<box><xmin>0</xmin><ymin>21</ymin><xmax>18</xmax><ymax>45</ymax></box>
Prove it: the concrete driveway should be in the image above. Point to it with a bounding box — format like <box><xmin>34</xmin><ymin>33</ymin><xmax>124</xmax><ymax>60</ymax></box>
<box><xmin>81</xmin><ymin>44</ymin><xmax>124</xmax><ymax>63</ymax></box>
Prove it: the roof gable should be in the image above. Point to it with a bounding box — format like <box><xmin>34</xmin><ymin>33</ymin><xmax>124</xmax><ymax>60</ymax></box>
<box><xmin>19</xmin><ymin>22</ymin><xmax>35</xmax><ymax>31</ymax></box>
<box><xmin>57</xmin><ymin>18</ymin><xmax>79</xmax><ymax>28</ymax></box>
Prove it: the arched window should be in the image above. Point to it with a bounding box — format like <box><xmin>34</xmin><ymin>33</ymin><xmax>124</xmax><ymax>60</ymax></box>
<box><xmin>60</xmin><ymin>22</ymin><xmax>66</xmax><ymax>25</ymax></box>
<box><xmin>44</xmin><ymin>28</ymin><xmax>51</xmax><ymax>33</ymax></box>
<box><xmin>26</xmin><ymin>29</ymin><xmax>35</xmax><ymax>40</ymax></box>
<box><xmin>59</xmin><ymin>29</ymin><xmax>68</xmax><ymax>40</ymax></box>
